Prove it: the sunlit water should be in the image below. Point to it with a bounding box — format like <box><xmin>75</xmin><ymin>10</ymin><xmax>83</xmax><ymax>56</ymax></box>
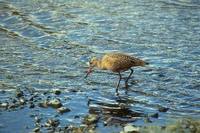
<box><xmin>0</xmin><ymin>0</ymin><xmax>200</xmax><ymax>132</ymax></box>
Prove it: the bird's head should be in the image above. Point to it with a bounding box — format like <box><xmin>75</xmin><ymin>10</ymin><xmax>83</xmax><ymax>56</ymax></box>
<box><xmin>85</xmin><ymin>57</ymin><xmax>98</xmax><ymax>78</ymax></box>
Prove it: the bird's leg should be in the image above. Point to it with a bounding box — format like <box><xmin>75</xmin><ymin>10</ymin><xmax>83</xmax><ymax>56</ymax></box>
<box><xmin>115</xmin><ymin>72</ymin><xmax>122</xmax><ymax>96</ymax></box>
<box><xmin>125</xmin><ymin>69</ymin><xmax>133</xmax><ymax>89</ymax></box>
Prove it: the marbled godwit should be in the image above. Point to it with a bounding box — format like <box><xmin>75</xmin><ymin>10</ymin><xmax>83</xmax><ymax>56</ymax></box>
<box><xmin>85</xmin><ymin>53</ymin><xmax>148</xmax><ymax>95</ymax></box>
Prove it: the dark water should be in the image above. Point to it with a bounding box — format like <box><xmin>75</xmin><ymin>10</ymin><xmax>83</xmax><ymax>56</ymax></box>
<box><xmin>0</xmin><ymin>0</ymin><xmax>200</xmax><ymax>132</ymax></box>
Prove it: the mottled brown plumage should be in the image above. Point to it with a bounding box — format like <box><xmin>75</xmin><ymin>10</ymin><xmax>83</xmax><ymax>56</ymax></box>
<box><xmin>85</xmin><ymin>53</ymin><xmax>148</xmax><ymax>95</ymax></box>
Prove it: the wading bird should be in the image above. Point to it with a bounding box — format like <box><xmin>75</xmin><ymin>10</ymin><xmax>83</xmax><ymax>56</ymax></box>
<box><xmin>85</xmin><ymin>53</ymin><xmax>148</xmax><ymax>95</ymax></box>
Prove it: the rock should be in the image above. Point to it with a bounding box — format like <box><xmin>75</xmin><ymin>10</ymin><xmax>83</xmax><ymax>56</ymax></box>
<box><xmin>123</xmin><ymin>124</ymin><xmax>139</xmax><ymax>133</ymax></box>
<box><xmin>158</xmin><ymin>106</ymin><xmax>169</xmax><ymax>112</ymax></box>
<box><xmin>15</xmin><ymin>89</ymin><xmax>24</xmax><ymax>98</ymax></box>
<box><xmin>48</xmin><ymin>99</ymin><xmax>62</xmax><ymax>108</ymax></box>
<box><xmin>57</xmin><ymin>107</ymin><xmax>70</xmax><ymax>114</ymax></box>
<box><xmin>32</xmin><ymin>127</ymin><xmax>40</xmax><ymax>132</ymax></box>
<box><xmin>83</xmin><ymin>114</ymin><xmax>99</xmax><ymax>125</ymax></box>
<box><xmin>38</xmin><ymin>100</ymin><xmax>48</xmax><ymax>108</ymax></box>
<box><xmin>45</xmin><ymin>119</ymin><xmax>60</xmax><ymax>127</ymax></box>
<box><xmin>53</xmin><ymin>89</ymin><xmax>61</xmax><ymax>95</ymax></box>
<box><xmin>0</xmin><ymin>102</ymin><xmax>9</xmax><ymax>108</ymax></box>
<box><xmin>8</xmin><ymin>103</ymin><xmax>19</xmax><ymax>109</ymax></box>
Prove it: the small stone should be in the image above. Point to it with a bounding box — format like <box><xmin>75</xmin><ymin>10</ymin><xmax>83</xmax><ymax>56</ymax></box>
<box><xmin>57</xmin><ymin>107</ymin><xmax>70</xmax><ymax>114</ymax></box>
<box><xmin>33</xmin><ymin>127</ymin><xmax>40</xmax><ymax>132</ymax></box>
<box><xmin>124</xmin><ymin>124</ymin><xmax>139</xmax><ymax>133</ymax></box>
<box><xmin>83</xmin><ymin>114</ymin><xmax>99</xmax><ymax>125</ymax></box>
<box><xmin>158</xmin><ymin>107</ymin><xmax>169</xmax><ymax>112</ymax></box>
<box><xmin>53</xmin><ymin>89</ymin><xmax>61</xmax><ymax>95</ymax></box>
<box><xmin>19</xmin><ymin>98</ymin><xmax>26</xmax><ymax>105</ymax></box>
<box><xmin>16</xmin><ymin>89</ymin><xmax>24</xmax><ymax>98</ymax></box>
<box><xmin>48</xmin><ymin>99</ymin><xmax>62</xmax><ymax>108</ymax></box>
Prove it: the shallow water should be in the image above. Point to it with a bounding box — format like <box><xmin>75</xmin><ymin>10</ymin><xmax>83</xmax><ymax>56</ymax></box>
<box><xmin>0</xmin><ymin>0</ymin><xmax>200</xmax><ymax>132</ymax></box>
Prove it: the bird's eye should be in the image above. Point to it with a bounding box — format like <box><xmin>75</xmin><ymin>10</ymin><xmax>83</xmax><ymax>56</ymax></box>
<box><xmin>89</xmin><ymin>61</ymin><xmax>92</xmax><ymax>65</ymax></box>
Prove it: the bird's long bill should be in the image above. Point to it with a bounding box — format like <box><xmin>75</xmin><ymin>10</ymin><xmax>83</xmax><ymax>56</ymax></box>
<box><xmin>84</xmin><ymin>67</ymin><xmax>93</xmax><ymax>78</ymax></box>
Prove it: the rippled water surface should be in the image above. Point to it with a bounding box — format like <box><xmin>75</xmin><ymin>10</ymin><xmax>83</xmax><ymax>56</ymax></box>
<box><xmin>0</xmin><ymin>0</ymin><xmax>200</xmax><ymax>132</ymax></box>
